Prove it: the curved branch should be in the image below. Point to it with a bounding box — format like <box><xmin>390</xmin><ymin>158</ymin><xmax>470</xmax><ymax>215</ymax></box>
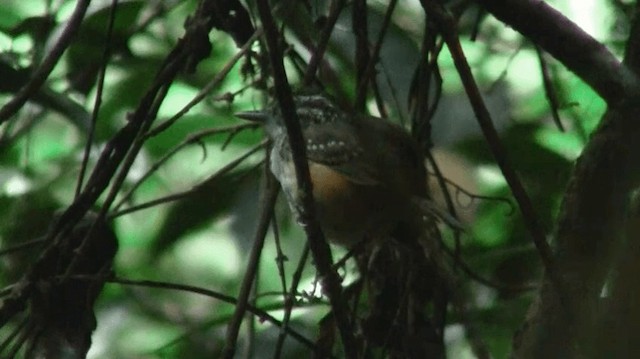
<box><xmin>475</xmin><ymin>0</ymin><xmax>638</xmax><ymax>105</ymax></box>
<box><xmin>107</xmin><ymin>276</ymin><xmax>328</xmax><ymax>356</ymax></box>
<box><xmin>507</xmin><ymin>2</ymin><xmax>640</xmax><ymax>357</ymax></box>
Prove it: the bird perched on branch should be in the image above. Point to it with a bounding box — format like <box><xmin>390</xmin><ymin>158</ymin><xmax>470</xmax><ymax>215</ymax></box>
<box><xmin>237</xmin><ymin>93</ymin><xmax>430</xmax><ymax>247</ymax></box>
<box><xmin>238</xmin><ymin>92</ymin><xmax>448</xmax><ymax>356</ymax></box>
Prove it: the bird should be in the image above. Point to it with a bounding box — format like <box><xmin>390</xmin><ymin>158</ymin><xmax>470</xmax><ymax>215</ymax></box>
<box><xmin>236</xmin><ymin>93</ymin><xmax>429</xmax><ymax>247</ymax></box>
<box><xmin>238</xmin><ymin>93</ymin><xmax>449</xmax><ymax>356</ymax></box>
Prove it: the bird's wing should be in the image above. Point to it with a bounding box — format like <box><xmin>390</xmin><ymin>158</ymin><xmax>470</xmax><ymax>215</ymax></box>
<box><xmin>302</xmin><ymin>121</ymin><xmax>381</xmax><ymax>186</ymax></box>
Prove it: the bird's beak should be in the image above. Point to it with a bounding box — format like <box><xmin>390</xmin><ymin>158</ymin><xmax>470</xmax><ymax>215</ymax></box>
<box><xmin>235</xmin><ymin>111</ymin><xmax>268</xmax><ymax>123</ymax></box>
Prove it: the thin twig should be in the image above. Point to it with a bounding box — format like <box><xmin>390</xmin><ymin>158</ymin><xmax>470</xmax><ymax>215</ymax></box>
<box><xmin>222</xmin><ymin>168</ymin><xmax>279</xmax><ymax>358</ymax></box>
<box><xmin>114</xmin><ymin>123</ymin><xmax>258</xmax><ymax>212</ymax></box>
<box><xmin>145</xmin><ymin>29</ymin><xmax>262</xmax><ymax>139</ymax></box>
<box><xmin>110</xmin><ymin>142</ymin><xmax>264</xmax><ymax>218</ymax></box>
<box><xmin>355</xmin><ymin>0</ymin><xmax>398</xmax><ymax>108</ymax></box>
<box><xmin>0</xmin><ymin>238</ymin><xmax>46</xmax><ymax>257</ymax></box>
<box><xmin>439</xmin><ymin>243</ymin><xmax>538</xmax><ymax>293</ymax></box>
<box><xmin>426</xmin><ymin>170</ymin><xmax>515</xmax><ymax>213</ymax></box>
<box><xmin>76</xmin><ymin>0</ymin><xmax>120</xmax><ymax>198</ymax></box>
<box><xmin>274</xmin><ymin>244</ymin><xmax>310</xmax><ymax>356</ymax></box>
<box><xmin>536</xmin><ymin>46</ymin><xmax>565</xmax><ymax>131</ymax></box>
<box><xmin>107</xmin><ymin>276</ymin><xmax>330</xmax><ymax>356</ymax></box>
<box><xmin>302</xmin><ymin>0</ymin><xmax>347</xmax><ymax>87</ymax></box>
<box><xmin>409</xmin><ymin>16</ymin><xmax>444</xmax><ymax>148</ymax></box>
<box><xmin>352</xmin><ymin>0</ymin><xmax>370</xmax><ymax>111</ymax></box>
<box><xmin>271</xmin><ymin>214</ymin><xmax>289</xmax><ymax>301</ymax></box>
<box><xmin>426</xmin><ymin>150</ymin><xmax>463</xmax><ymax>266</ymax></box>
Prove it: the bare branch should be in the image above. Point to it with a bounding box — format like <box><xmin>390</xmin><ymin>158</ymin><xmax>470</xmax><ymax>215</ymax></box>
<box><xmin>475</xmin><ymin>0</ymin><xmax>638</xmax><ymax>105</ymax></box>
<box><xmin>223</xmin><ymin>167</ymin><xmax>279</xmax><ymax>358</ymax></box>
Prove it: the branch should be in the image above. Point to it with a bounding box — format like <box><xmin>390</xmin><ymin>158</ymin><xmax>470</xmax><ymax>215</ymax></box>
<box><xmin>222</xmin><ymin>168</ymin><xmax>279</xmax><ymax>358</ymax></box>
<box><xmin>509</xmin><ymin>2</ymin><xmax>640</xmax><ymax>356</ymax></box>
<box><xmin>274</xmin><ymin>245</ymin><xmax>311</xmax><ymax>356</ymax></box>
<box><xmin>421</xmin><ymin>0</ymin><xmax>558</xmax><ymax>288</ymax></box>
<box><xmin>0</xmin><ymin>0</ymin><xmax>91</xmax><ymax>124</ymax></box>
<box><xmin>302</xmin><ymin>0</ymin><xmax>347</xmax><ymax>86</ymax></box>
<box><xmin>110</xmin><ymin>140</ymin><xmax>264</xmax><ymax>217</ymax></box>
<box><xmin>254</xmin><ymin>1</ymin><xmax>358</xmax><ymax>357</ymax></box>
<box><xmin>623</xmin><ymin>2</ymin><xmax>640</xmax><ymax>75</ymax></box>
<box><xmin>76</xmin><ymin>0</ymin><xmax>119</xmax><ymax>198</ymax></box>
<box><xmin>352</xmin><ymin>0</ymin><xmax>370</xmax><ymax>110</ymax></box>
<box><xmin>475</xmin><ymin>0</ymin><xmax>638</xmax><ymax>105</ymax></box>
<box><xmin>108</xmin><ymin>276</ymin><xmax>328</xmax><ymax>356</ymax></box>
<box><xmin>0</xmin><ymin>0</ymin><xmax>228</xmax><ymax>329</ymax></box>
<box><xmin>355</xmin><ymin>0</ymin><xmax>398</xmax><ymax>109</ymax></box>
<box><xmin>146</xmin><ymin>29</ymin><xmax>261</xmax><ymax>138</ymax></box>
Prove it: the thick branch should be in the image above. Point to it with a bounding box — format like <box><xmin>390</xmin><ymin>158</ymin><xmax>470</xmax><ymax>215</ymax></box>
<box><xmin>513</xmin><ymin>97</ymin><xmax>640</xmax><ymax>358</ymax></box>
<box><xmin>623</xmin><ymin>2</ymin><xmax>640</xmax><ymax>74</ymax></box>
<box><xmin>510</xmin><ymin>3</ymin><xmax>640</xmax><ymax>355</ymax></box>
<box><xmin>475</xmin><ymin>0</ymin><xmax>637</xmax><ymax>105</ymax></box>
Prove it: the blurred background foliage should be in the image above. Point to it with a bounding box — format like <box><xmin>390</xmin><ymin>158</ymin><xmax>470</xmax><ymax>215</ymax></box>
<box><xmin>0</xmin><ymin>0</ymin><xmax>626</xmax><ymax>357</ymax></box>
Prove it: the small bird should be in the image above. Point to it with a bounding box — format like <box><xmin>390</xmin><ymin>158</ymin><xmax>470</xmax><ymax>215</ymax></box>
<box><xmin>239</xmin><ymin>93</ymin><xmax>450</xmax><ymax>356</ymax></box>
<box><xmin>237</xmin><ymin>93</ymin><xmax>429</xmax><ymax>247</ymax></box>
